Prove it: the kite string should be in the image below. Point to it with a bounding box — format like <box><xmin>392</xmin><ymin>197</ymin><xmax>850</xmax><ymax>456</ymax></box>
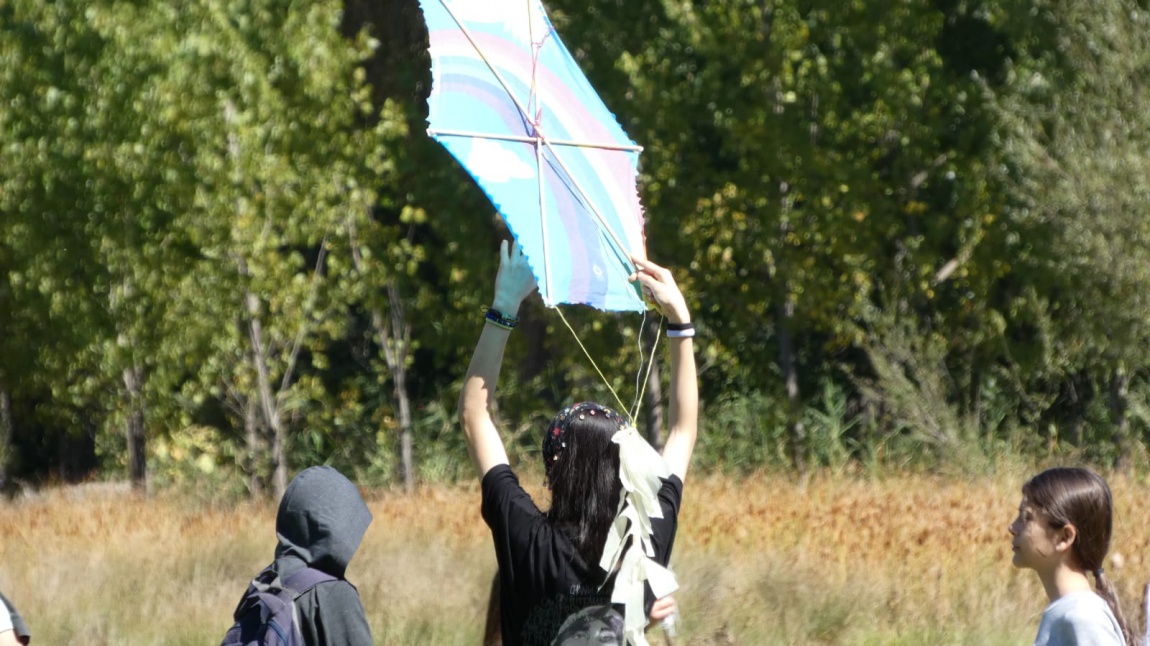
<box><xmin>629</xmin><ymin>310</ymin><xmax>662</xmax><ymax>425</ymax></box>
<box><xmin>630</xmin><ymin>309</ymin><xmax>648</xmax><ymax>418</ymax></box>
<box><xmin>554</xmin><ymin>307</ymin><xmax>632</xmax><ymax>424</ymax></box>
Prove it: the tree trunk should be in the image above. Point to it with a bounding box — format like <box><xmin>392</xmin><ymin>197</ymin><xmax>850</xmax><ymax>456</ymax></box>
<box><xmin>967</xmin><ymin>357</ymin><xmax>982</xmax><ymax>436</ymax></box>
<box><xmin>640</xmin><ymin>314</ymin><xmax>665</xmax><ymax>450</ymax></box>
<box><xmin>122</xmin><ymin>365</ymin><xmax>148</xmax><ymax>492</ymax></box>
<box><xmin>269</xmin><ymin>416</ymin><xmax>288</xmax><ymax>500</ymax></box>
<box><xmin>388</xmin><ymin>285</ymin><xmax>416</xmax><ymax>494</ymax></box>
<box><xmin>243</xmin><ymin>396</ymin><xmax>265</xmax><ymax>497</ymax></box>
<box><xmin>397</xmin><ymin>382</ymin><xmax>415</xmax><ymax>493</ymax></box>
<box><xmin>382</xmin><ymin>281</ymin><xmax>415</xmax><ymax>493</ymax></box>
<box><xmin>776</xmin><ymin>295</ymin><xmax>806</xmax><ymax>481</ymax></box>
<box><xmin>1065</xmin><ymin>376</ymin><xmax>1085</xmax><ymax>447</ymax></box>
<box><xmin>366</xmin><ymin>301</ymin><xmax>415</xmax><ymax>491</ymax></box>
<box><xmin>246</xmin><ymin>291</ymin><xmax>289</xmax><ymax>499</ymax></box>
<box><xmin>347</xmin><ymin>219</ymin><xmax>417</xmax><ymax>492</ymax></box>
<box><xmin>773</xmin><ymin>180</ymin><xmax>805</xmax><ymax>482</ymax></box>
<box><xmin>1108</xmin><ymin>366</ymin><xmax>1131</xmax><ymax>471</ymax></box>
<box><xmin>363</xmin><ymin>285</ymin><xmax>415</xmax><ymax>492</ymax></box>
<box><xmin>0</xmin><ymin>387</ymin><xmax>12</xmax><ymax>491</ymax></box>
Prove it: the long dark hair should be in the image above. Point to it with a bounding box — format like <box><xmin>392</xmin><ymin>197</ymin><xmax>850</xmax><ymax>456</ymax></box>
<box><xmin>543</xmin><ymin>403</ymin><xmax>623</xmax><ymax>571</ymax></box>
<box><xmin>1023</xmin><ymin>467</ymin><xmax>1137</xmax><ymax>646</ymax></box>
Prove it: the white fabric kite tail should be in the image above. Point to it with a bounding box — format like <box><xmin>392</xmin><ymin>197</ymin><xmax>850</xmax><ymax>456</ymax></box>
<box><xmin>599</xmin><ymin>425</ymin><xmax>679</xmax><ymax>646</ymax></box>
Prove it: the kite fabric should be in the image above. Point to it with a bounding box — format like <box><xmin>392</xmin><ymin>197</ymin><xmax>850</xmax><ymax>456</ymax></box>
<box><xmin>419</xmin><ymin>0</ymin><xmax>649</xmax><ymax>312</ymax></box>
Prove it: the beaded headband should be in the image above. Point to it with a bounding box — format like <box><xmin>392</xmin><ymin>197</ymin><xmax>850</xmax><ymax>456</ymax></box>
<box><xmin>542</xmin><ymin>402</ymin><xmax>625</xmax><ymax>476</ymax></box>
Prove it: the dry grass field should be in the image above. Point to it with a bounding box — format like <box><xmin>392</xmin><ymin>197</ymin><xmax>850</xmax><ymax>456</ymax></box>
<box><xmin>2</xmin><ymin>470</ymin><xmax>1148</xmax><ymax>645</ymax></box>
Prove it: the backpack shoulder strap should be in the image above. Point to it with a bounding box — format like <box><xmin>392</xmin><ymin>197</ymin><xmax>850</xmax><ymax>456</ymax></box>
<box><xmin>281</xmin><ymin>567</ymin><xmax>338</xmax><ymax>598</ymax></box>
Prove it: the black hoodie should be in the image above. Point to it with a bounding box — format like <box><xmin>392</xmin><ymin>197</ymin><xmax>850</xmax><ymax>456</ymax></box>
<box><xmin>262</xmin><ymin>466</ymin><xmax>374</xmax><ymax>646</ymax></box>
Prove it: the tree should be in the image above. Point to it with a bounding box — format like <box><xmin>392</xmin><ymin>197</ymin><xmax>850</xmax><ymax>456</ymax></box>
<box><xmin>0</xmin><ymin>0</ymin><xmax>202</xmax><ymax>490</ymax></box>
<box><xmin>990</xmin><ymin>0</ymin><xmax>1150</xmax><ymax>463</ymax></box>
<box><xmin>141</xmin><ymin>0</ymin><xmax>397</xmax><ymax>497</ymax></box>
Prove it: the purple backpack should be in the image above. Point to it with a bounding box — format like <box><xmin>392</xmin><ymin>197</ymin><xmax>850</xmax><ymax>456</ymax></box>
<box><xmin>221</xmin><ymin>567</ymin><xmax>336</xmax><ymax>646</ymax></box>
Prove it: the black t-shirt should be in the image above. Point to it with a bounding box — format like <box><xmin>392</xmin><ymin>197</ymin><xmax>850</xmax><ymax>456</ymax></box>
<box><xmin>481</xmin><ymin>464</ymin><xmax>683</xmax><ymax>646</ymax></box>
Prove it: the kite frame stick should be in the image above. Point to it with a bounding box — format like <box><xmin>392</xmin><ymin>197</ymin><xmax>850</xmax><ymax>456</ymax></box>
<box><xmin>535</xmin><ymin>139</ymin><xmax>554</xmax><ymax>306</ymax></box>
<box><xmin>427</xmin><ymin>129</ymin><xmax>641</xmax><ymax>153</ymax></box>
<box><xmin>436</xmin><ymin>0</ymin><xmax>535</xmax><ymax>129</ymax></box>
<box><xmin>527</xmin><ymin>0</ymin><xmax>554</xmax><ymax>306</ymax></box>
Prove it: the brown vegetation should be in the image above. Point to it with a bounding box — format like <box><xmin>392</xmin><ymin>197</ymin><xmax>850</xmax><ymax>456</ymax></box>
<box><xmin>1</xmin><ymin>472</ymin><xmax>1146</xmax><ymax>644</ymax></box>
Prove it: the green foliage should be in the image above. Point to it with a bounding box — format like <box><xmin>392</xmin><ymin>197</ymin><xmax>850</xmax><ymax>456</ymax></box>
<box><xmin>410</xmin><ymin>397</ymin><xmax>473</xmax><ymax>483</ymax></box>
<box><xmin>694</xmin><ymin>391</ymin><xmax>791</xmax><ymax>474</ymax></box>
<box><xmin>803</xmin><ymin>380</ymin><xmax>859</xmax><ymax>474</ymax></box>
<box><xmin>148</xmin><ymin>426</ymin><xmax>252</xmax><ymax>503</ymax></box>
<box><xmin>3</xmin><ymin>0</ymin><xmax>1150</xmax><ymax>485</ymax></box>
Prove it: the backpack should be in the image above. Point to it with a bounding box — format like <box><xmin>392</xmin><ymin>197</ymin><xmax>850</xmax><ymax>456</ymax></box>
<box><xmin>221</xmin><ymin>567</ymin><xmax>337</xmax><ymax>646</ymax></box>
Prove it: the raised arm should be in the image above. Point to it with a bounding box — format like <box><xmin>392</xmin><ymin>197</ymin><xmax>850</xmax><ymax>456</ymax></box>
<box><xmin>458</xmin><ymin>240</ymin><xmax>538</xmax><ymax>478</ymax></box>
<box><xmin>629</xmin><ymin>256</ymin><xmax>698</xmax><ymax>482</ymax></box>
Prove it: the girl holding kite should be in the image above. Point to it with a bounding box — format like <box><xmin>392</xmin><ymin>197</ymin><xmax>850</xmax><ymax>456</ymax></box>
<box><xmin>1008</xmin><ymin>467</ymin><xmax>1135</xmax><ymax>646</ymax></box>
<box><xmin>459</xmin><ymin>241</ymin><xmax>696</xmax><ymax>646</ymax></box>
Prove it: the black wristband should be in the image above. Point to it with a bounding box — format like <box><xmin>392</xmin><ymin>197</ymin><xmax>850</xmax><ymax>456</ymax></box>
<box><xmin>666</xmin><ymin>322</ymin><xmax>694</xmax><ymax>331</ymax></box>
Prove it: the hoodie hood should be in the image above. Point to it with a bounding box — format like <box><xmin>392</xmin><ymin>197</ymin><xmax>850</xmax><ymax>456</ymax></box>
<box><xmin>273</xmin><ymin>466</ymin><xmax>372</xmax><ymax>578</ymax></box>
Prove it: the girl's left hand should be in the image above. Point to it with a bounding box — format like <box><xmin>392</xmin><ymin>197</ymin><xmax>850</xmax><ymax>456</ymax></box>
<box><xmin>492</xmin><ymin>239</ymin><xmax>537</xmax><ymax>314</ymax></box>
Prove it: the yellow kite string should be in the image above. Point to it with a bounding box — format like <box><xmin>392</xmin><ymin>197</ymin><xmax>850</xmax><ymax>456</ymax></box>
<box><xmin>553</xmin><ymin>306</ymin><xmax>663</xmax><ymax>429</ymax></box>
<box><xmin>554</xmin><ymin>306</ymin><xmax>630</xmax><ymax>423</ymax></box>
<box><xmin>629</xmin><ymin>310</ymin><xmax>663</xmax><ymax>424</ymax></box>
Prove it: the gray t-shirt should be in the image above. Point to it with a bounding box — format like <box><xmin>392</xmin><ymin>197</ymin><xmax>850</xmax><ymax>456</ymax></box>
<box><xmin>1034</xmin><ymin>590</ymin><xmax>1125</xmax><ymax>646</ymax></box>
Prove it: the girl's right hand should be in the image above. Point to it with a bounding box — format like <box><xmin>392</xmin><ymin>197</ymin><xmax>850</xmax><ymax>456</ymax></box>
<box><xmin>648</xmin><ymin>595</ymin><xmax>678</xmax><ymax>631</ymax></box>
<box><xmin>492</xmin><ymin>239</ymin><xmax>537</xmax><ymax>314</ymax></box>
<box><xmin>628</xmin><ymin>256</ymin><xmax>690</xmax><ymax>324</ymax></box>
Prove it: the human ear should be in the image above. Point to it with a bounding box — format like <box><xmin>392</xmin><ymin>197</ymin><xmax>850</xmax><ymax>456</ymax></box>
<box><xmin>1055</xmin><ymin>524</ymin><xmax>1078</xmax><ymax>553</ymax></box>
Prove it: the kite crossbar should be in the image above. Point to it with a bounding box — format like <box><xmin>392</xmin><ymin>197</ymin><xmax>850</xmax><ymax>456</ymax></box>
<box><xmin>428</xmin><ymin>129</ymin><xmax>641</xmax><ymax>153</ymax></box>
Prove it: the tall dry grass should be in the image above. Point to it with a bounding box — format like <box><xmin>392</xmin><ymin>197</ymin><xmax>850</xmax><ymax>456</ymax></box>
<box><xmin>1</xmin><ymin>471</ymin><xmax>1147</xmax><ymax>645</ymax></box>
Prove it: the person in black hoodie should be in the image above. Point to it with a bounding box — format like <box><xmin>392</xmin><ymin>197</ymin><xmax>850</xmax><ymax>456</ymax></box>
<box><xmin>238</xmin><ymin>465</ymin><xmax>374</xmax><ymax>645</ymax></box>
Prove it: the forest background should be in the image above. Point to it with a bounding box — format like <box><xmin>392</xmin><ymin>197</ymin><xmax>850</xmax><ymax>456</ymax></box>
<box><xmin>5</xmin><ymin>1</ymin><xmax>1150</xmax><ymax>644</ymax></box>
<box><xmin>3</xmin><ymin>0</ymin><xmax>1150</xmax><ymax>497</ymax></box>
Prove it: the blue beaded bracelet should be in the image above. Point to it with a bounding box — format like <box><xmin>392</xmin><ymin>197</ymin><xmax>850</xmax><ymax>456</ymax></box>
<box><xmin>484</xmin><ymin>307</ymin><xmax>519</xmax><ymax>330</ymax></box>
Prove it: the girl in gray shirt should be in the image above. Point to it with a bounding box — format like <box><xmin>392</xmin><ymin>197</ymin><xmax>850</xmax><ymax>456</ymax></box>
<box><xmin>1034</xmin><ymin>590</ymin><xmax>1125</xmax><ymax>646</ymax></box>
<box><xmin>1007</xmin><ymin>467</ymin><xmax>1135</xmax><ymax>646</ymax></box>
